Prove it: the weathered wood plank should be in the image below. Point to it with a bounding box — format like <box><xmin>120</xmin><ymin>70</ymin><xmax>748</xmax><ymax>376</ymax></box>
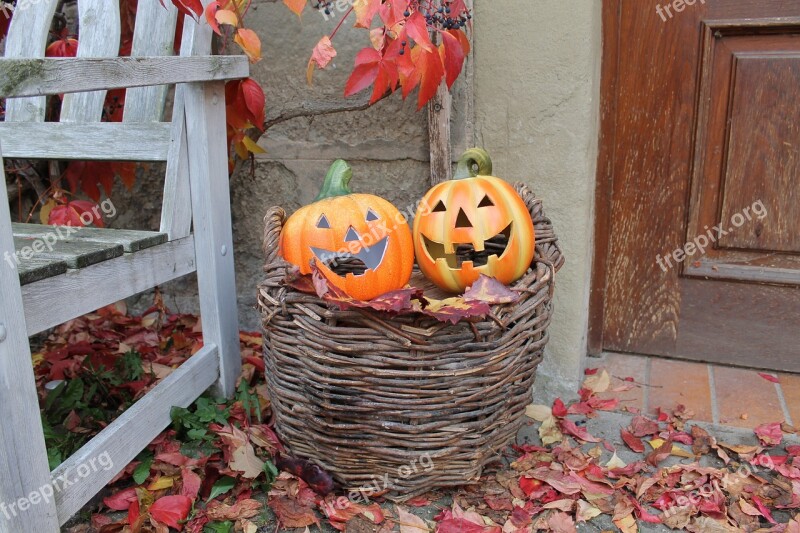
<box><xmin>184</xmin><ymin>80</ymin><xmax>242</xmax><ymax>397</ymax></box>
<box><xmin>13</xmin><ymin>235</ymin><xmax>123</xmax><ymax>269</ymax></box>
<box><xmin>124</xmin><ymin>0</ymin><xmax>179</xmax><ymax>123</ymax></box>
<box><xmin>16</xmin><ymin>255</ymin><xmax>69</xmax><ymax>286</ymax></box>
<box><xmin>22</xmin><ymin>236</ymin><xmax>196</xmax><ymax>336</ymax></box>
<box><xmin>0</xmin><ymin>122</ymin><xmax>171</xmax><ymax>160</ymax></box>
<box><xmin>2</xmin><ymin>0</ymin><xmax>58</xmax><ymax>122</ymax></box>
<box><xmin>60</xmin><ymin>0</ymin><xmax>121</xmax><ymax>123</ymax></box>
<box><xmin>0</xmin><ymin>56</ymin><xmax>250</xmax><ymax>99</ymax></box>
<box><xmin>12</xmin><ymin>223</ymin><xmax>167</xmax><ymax>253</ymax></box>
<box><xmin>160</xmin><ymin>87</ymin><xmax>194</xmax><ymax>239</ymax></box>
<box><xmin>0</xmin><ymin>142</ymin><xmax>61</xmax><ymax>532</ymax></box>
<box><xmin>53</xmin><ymin>343</ymin><xmax>219</xmax><ymax>525</ymax></box>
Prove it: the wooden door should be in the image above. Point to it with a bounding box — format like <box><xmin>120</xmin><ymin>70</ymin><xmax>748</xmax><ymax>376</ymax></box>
<box><xmin>591</xmin><ymin>0</ymin><xmax>800</xmax><ymax>372</ymax></box>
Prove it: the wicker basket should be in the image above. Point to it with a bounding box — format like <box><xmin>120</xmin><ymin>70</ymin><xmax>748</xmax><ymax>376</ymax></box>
<box><xmin>258</xmin><ymin>183</ymin><xmax>563</xmax><ymax>499</ymax></box>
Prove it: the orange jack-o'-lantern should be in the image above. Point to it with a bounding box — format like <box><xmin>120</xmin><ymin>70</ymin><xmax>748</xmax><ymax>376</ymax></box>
<box><xmin>280</xmin><ymin>160</ymin><xmax>414</xmax><ymax>301</ymax></box>
<box><xmin>412</xmin><ymin>148</ymin><xmax>535</xmax><ymax>293</ymax></box>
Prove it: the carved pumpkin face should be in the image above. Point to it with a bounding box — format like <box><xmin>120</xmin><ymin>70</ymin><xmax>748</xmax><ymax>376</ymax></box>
<box><xmin>413</xmin><ymin>149</ymin><xmax>535</xmax><ymax>293</ymax></box>
<box><xmin>280</xmin><ymin>160</ymin><xmax>414</xmax><ymax>301</ymax></box>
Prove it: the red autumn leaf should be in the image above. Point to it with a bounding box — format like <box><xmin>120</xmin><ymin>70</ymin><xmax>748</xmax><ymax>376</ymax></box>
<box><xmin>754</xmin><ymin>421</ymin><xmax>783</xmax><ymax>447</ymax></box>
<box><xmin>646</xmin><ymin>438</ymin><xmax>673</xmax><ymax>467</ymax></box>
<box><xmin>206</xmin><ymin>498</ymin><xmax>263</xmax><ymax>521</ymax></box>
<box><xmin>234</xmin><ymin>28</ymin><xmax>262</xmax><ymax>62</ymax></box>
<box><xmin>464</xmin><ymin>275</ymin><xmax>520</xmax><ymax>305</ymax></box>
<box><xmin>552</xmin><ymin>398</ymin><xmax>568</xmax><ymax>418</ymax></box>
<box><xmin>283</xmin><ymin>0</ymin><xmax>306</xmax><ymax>17</ymax></box>
<box><xmin>103</xmin><ymin>487</ymin><xmax>138</xmax><ymax>511</ymax></box>
<box><xmin>163</xmin><ymin>0</ymin><xmax>203</xmax><ymax>20</ymax></box>
<box><xmin>321</xmin><ymin>495</ymin><xmax>385</xmax><ymax>530</ymax></box>
<box><xmin>240</xmin><ymin>78</ymin><xmax>265</xmax><ymax>130</ymax></box>
<box><xmin>0</xmin><ymin>6</ymin><xmax>11</xmax><ymax>41</ymax></box>
<box><xmin>310</xmin><ymin>35</ymin><xmax>336</xmax><ymax>70</ymax></box>
<box><xmin>629</xmin><ymin>415</ymin><xmax>660</xmax><ymax>437</ymax></box>
<box><xmin>437</xmin><ymin>518</ymin><xmax>500</xmax><ymax>533</ymax></box>
<box><xmin>379</xmin><ymin>0</ymin><xmax>407</xmax><ymax>29</ymax></box>
<box><xmin>405</xmin><ymin>11</ymin><xmax>434</xmax><ymax>52</ymax></box>
<box><xmin>584</xmin><ymin>367</ymin><xmax>599</xmax><ymax>375</ymax></box>
<box><xmin>204</xmin><ymin>1</ymin><xmax>224</xmax><ymax>35</ymax></box>
<box><xmin>268</xmin><ymin>494</ymin><xmax>320</xmax><ymax>528</ymax></box>
<box><xmin>587</xmin><ymin>396</ymin><xmax>619</xmax><ymax>411</ymax></box>
<box><xmin>414</xmin><ymin>46</ymin><xmax>445</xmax><ymax>109</ymax></box>
<box><xmin>354</xmin><ymin>0</ymin><xmax>381</xmax><ymax>29</ymax></box>
<box><xmin>149</xmin><ymin>495</ymin><xmax>192</xmax><ymax>530</ymax></box>
<box><xmin>758</xmin><ymin>372</ymin><xmax>779</xmax><ymax>383</ymax></box>
<box><xmin>752</xmin><ymin>495</ymin><xmax>778</xmax><ymax>524</ymax></box>
<box><xmin>440</xmin><ymin>30</ymin><xmax>466</xmax><ymax>89</ymax></box>
<box><xmin>179</xmin><ymin>468</ymin><xmax>202</xmax><ymax>500</ymax></box>
<box><xmin>345</xmin><ymin>47</ymin><xmax>383</xmax><ymax>96</ymax></box>
<box><xmin>559</xmin><ymin>418</ymin><xmax>602</xmax><ymax>443</ymax></box>
<box><xmin>518</xmin><ymin>476</ymin><xmax>542</xmax><ymax>497</ymax></box>
<box><xmin>49</xmin><ymin>200</ymin><xmax>105</xmax><ymax>227</ymax></box>
<box><xmin>787</xmin><ymin>445</ymin><xmax>800</xmax><ymax>456</ymax></box>
<box><xmin>620</xmin><ymin>428</ymin><xmax>645</xmax><ymax>453</ymax></box>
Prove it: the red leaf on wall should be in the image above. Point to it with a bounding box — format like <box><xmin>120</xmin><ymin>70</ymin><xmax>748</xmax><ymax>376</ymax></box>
<box><xmin>415</xmin><ymin>47</ymin><xmax>445</xmax><ymax>109</ymax></box>
<box><xmin>758</xmin><ymin>372</ymin><xmax>779</xmax><ymax>383</ymax></box>
<box><xmin>166</xmin><ymin>0</ymin><xmax>203</xmax><ymax>20</ymax></box>
<box><xmin>405</xmin><ymin>11</ymin><xmax>433</xmax><ymax>52</ymax></box>
<box><xmin>240</xmin><ymin>78</ymin><xmax>266</xmax><ymax>130</ymax></box>
<box><xmin>441</xmin><ymin>30</ymin><xmax>466</xmax><ymax>89</ymax></box>
<box><xmin>204</xmin><ymin>1</ymin><xmax>224</xmax><ymax>35</ymax></box>
<box><xmin>345</xmin><ymin>48</ymin><xmax>382</xmax><ymax>96</ymax></box>
<box><xmin>353</xmin><ymin>0</ymin><xmax>381</xmax><ymax>29</ymax></box>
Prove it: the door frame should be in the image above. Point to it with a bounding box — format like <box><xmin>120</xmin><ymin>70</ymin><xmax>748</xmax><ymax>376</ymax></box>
<box><xmin>588</xmin><ymin>0</ymin><xmax>621</xmax><ymax>355</ymax></box>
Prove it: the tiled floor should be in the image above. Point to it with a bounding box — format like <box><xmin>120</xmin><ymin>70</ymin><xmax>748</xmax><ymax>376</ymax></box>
<box><xmin>595</xmin><ymin>352</ymin><xmax>797</xmax><ymax>428</ymax></box>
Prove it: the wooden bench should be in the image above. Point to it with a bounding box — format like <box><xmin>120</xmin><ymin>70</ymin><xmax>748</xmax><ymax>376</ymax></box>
<box><xmin>0</xmin><ymin>1</ymin><xmax>248</xmax><ymax>530</ymax></box>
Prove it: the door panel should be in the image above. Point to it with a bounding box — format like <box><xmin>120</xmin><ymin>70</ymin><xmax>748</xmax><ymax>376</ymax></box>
<box><xmin>596</xmin><ymin>0</ymin><xmax>800</xmax><ymax>371</ymax></box>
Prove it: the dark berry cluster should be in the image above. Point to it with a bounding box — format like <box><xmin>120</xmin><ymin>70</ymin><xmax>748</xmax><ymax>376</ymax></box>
<box><xmin>314</xmin><ymin>1</ymin><xmax>334</xmax><ymax>16</ymax></box>
<box><xmin>422</xmin><ymin>1</ymin><xmax>471</xmax><ymax>30</ymax></box>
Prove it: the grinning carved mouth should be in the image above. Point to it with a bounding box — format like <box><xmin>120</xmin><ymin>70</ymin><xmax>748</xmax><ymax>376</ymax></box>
<box><xmin>311</xmin><ymin>236</ymin><xmax>388</xmax><ymax>277</ymax></box>
<box><xmin>422</xmin><ymin>222</ymin><xmax>512</xmax><ymax>269</ymax></box>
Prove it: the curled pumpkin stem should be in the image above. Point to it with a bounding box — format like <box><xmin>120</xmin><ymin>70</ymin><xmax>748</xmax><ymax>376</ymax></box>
<box><xmin>315</xmin><ymin>159</ymin><xmax>353</xmax><ymax>201</ymax></box>
<box><xmin>454</xmin><ymin>148</ymin><xmax>493</xmax><ymax>179</ymax></box>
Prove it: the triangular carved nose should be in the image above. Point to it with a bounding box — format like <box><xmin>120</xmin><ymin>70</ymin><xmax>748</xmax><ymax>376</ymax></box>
<box><xmin>344</xmin><ymin>226</ymin><xmax>361</xmax><ymax>242</ymax></box>
<box><xmin>455</xmin><ymin>208</ymin><xmax>472</xmax><ymax>228</ymax></box>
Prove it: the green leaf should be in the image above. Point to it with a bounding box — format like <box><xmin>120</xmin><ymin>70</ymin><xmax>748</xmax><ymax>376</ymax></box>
<box><xmin>204</xmin><ymin>521</ymin><xmax>234</xmax><ymax>533</ymax></box>
<box><xmin>133</xmin><ymin>453</ymin><xmax>154</xmax><ymax>485</ymax></box>
<box><xmin>264</xmin><ymin>460</ymin><xmax>278</xmax><ymax>489</ymax></box>
<box><xmin>207</xmin><ymin>476</ymin><xmax>236</xmax><ymax>502</ymax></box>
<box><xmin>187</xmin><ymin>428</ymin><xmax>208</xmax><ymax>441</ymax></box>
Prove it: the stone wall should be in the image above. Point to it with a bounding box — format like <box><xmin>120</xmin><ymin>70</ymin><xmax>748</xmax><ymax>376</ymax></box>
<box><xmin>473</xmin><ymin>0</ymin><xmax>602</xmax><ymax>398</ymax></box>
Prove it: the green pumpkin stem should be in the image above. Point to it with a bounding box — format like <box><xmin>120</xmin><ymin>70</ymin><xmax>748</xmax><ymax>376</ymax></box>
<box><xmin>315</xmin><ymin>159</ymin><xmax>353</xmax><ymax>201</ymax></box>
<box><xmin>453</xmin><ymin>148</ymin><xmax>493</xmax><ymax>179</ymax></box>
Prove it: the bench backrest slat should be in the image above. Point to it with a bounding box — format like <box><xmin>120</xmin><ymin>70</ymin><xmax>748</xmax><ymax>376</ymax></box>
<box><xmin>124</xmin><ymin>0</ymin><xmax>179</xmax><ymax>123</ymax></box>
<box><xmin>60</xmin><ymin>0</ymin><xmax>121</xmax><ymax>123</ymax></box>
<box><xmin>3</xmin><ymin>0</ymin><xmax>58</xmax><ymax>122</ymax></box>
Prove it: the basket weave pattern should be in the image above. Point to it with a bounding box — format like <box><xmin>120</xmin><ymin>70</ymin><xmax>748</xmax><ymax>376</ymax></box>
<box><xmin>258</xmin><ymin>183</ymin><xmax>564</xmax><ymax>499</ymax></box>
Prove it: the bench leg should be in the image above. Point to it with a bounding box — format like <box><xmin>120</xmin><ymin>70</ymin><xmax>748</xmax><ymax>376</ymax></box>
<box><xmin>0</xmin><ymin>148</ymin><xmax>60</xmax><ymax>532</ymax></box>
<box><xmin>183</xmin><ymin>80</ymin><xmax>242</xmax><ymax>398</ymax></box>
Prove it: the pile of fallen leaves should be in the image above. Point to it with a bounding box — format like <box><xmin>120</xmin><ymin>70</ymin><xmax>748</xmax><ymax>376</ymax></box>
<box><xmin>40</xmin><ymin>302</ymin><xmax>800</xmax><ymax>532</ymax></box>
<box><xmin>430</xmin><ymin>369</ymin><xmax>800</xmax><ymax>532</ymax></box>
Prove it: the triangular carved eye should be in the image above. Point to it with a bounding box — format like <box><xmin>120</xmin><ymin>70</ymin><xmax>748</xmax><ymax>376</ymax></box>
<box><xmin>478</xmin><ymin>195</ymin><xmax>494</xmax><ymax>207</ymax></box>
<box><xmin>432</xmin><ymin>200</ymin><xmax>447</xmax><ymax>212</ymax></box>
<box><xmin>345</xmin><ymin>227</ymin><xmax>360</xmax><ymax>242</ymax></box>
<box><xmin>366</xmin><ymin>208</ymin><xmax>380</xmax><ymax>222</ymax></box>
<box><xmin>316</xmin><ymin>214</ymin><xmax>331</xmax><ymax>229</ymax></box>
